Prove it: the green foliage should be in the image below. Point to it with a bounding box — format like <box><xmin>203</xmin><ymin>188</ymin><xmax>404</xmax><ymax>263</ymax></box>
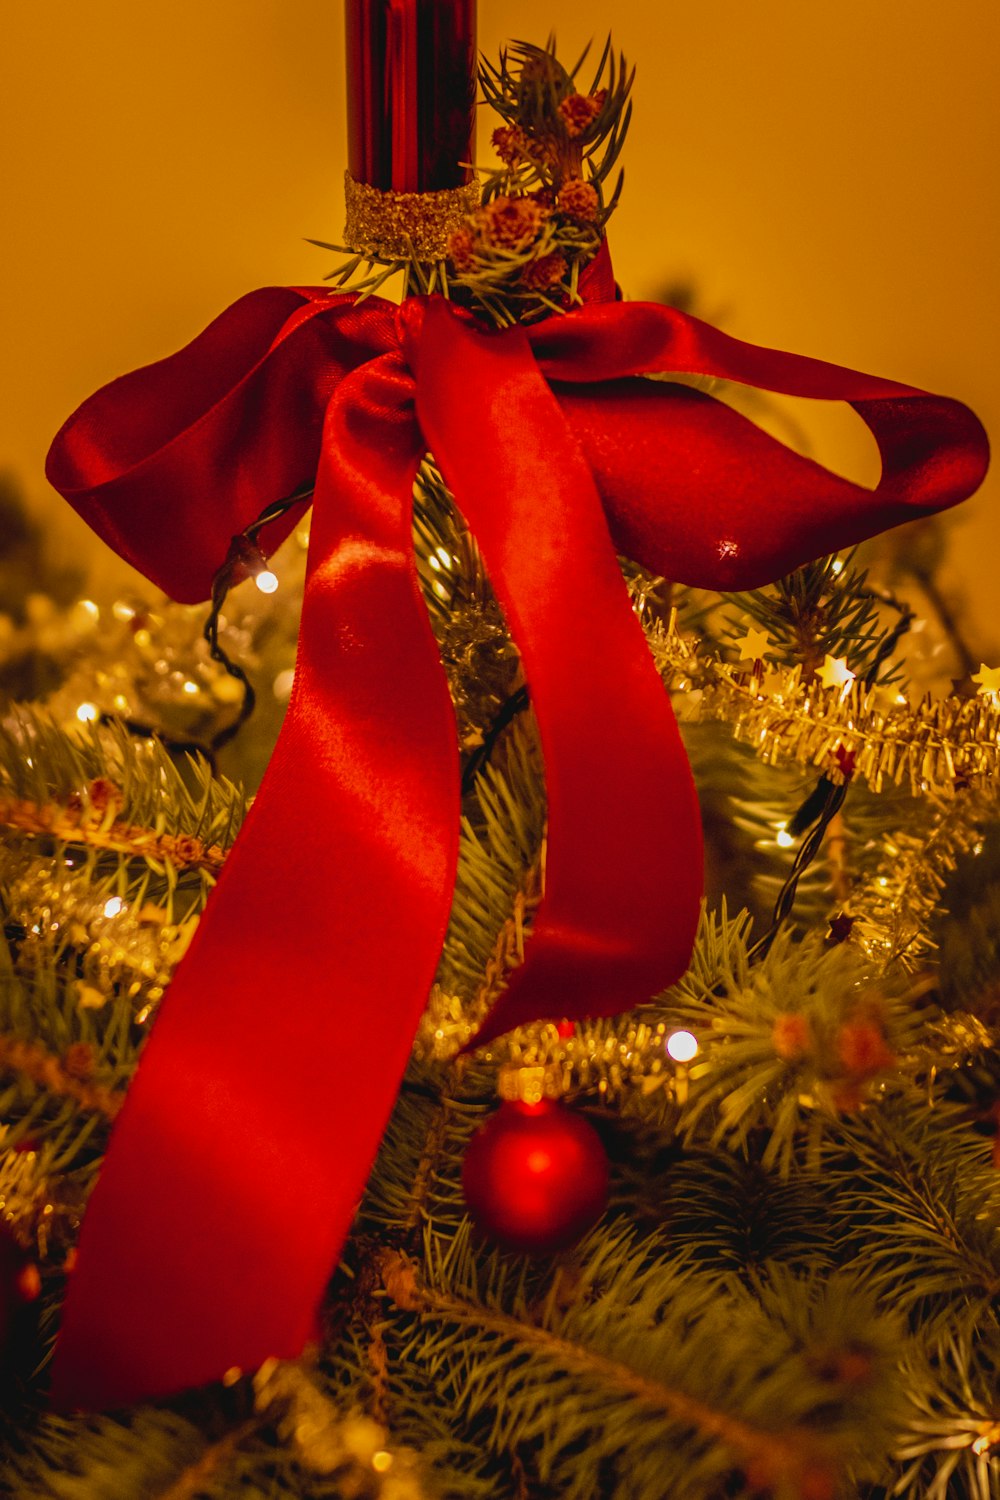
<box><xmin>652</xmin><ymin>909</ymin><xmax>925</xmax><ymax>1173</ymax></box>
<box><xmin>723</xmin><ymin>551</ymin><xmax>909</xmax><ymax>689</ymax></box>
<box><xmin>480</xmin><ymin>36</ymin><xmax>633</xmax><ymax>200</ymax></box>
<box><xmin>829</xmin><ymin>1099</ymin><xmax>1000</xmax><ymax>1352</ymax></box>
<box><xmin>0</xmin><ymin>707</ymin><xmax>247</xmax><ymax>860</ymax></box>
<box><xmin>382</xmin><ymin>1224</ymin><xmax>906</xmax><ymax>1500</ymax></box>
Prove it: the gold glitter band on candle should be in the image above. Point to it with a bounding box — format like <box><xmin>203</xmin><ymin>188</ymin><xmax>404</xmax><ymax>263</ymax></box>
<box><xmin>343</xmin><ymin>172</ymin><xmax>480</xmax><ymax>260</ymax></box>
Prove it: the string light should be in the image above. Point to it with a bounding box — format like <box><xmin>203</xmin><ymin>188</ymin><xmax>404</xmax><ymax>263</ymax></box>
<box><xmin>776</xmin><ymin>823</ymin><xmax>795</xmax><ymax>849</ymax></box>
<box><xmin>102</xmin><ymin>897</ymin><xmax>125</xmax><ymax>919</ymax></box>
<box><xmin>666</xmin><ymin>1030</ymin><xmax>699</xmax><ymax>1063</ymax></box>
<box><xmin>255</xmin><ymin>569</ymin><xmax>279</xmax><ymax>595</ymax></box>
<box><xmin>75</xmin><ymin>702</ymin><xmax>99</xmax><ymax>723</ymax></box>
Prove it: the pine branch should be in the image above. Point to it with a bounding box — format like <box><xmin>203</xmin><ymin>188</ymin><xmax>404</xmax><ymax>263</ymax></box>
<box><xmin>376</xmin><ymin>1230</ymin><xmax>904</xmax><ymax>1500</ymax></box>
<box><xmin>0</xmin><ymin>795</ymin><xmax>225</xmax><ymax>875</ymax></box>
<box><xmin>156</xmin><ymin>1421</ymin><xmax>258</xmax><ymax>1500</ymax></box>
<box><xmin>415</xmin><ymin>1283</ymin><xmax>830</xmax><ymax>1494</ymax></box>
<box><xmin>830</xmin><ymin>1101</ymin><xmax>1000</xmax><ymax>1346</ymax></box>
<box><xmin>722</xmin><ymin>552</ymin><xmax>908</xmax><ymax>690</ymax></box>
<box><xmin>0</xmin><ymin>1031</ymin><xmax>123</xmax><ymax>1124</ymax></box>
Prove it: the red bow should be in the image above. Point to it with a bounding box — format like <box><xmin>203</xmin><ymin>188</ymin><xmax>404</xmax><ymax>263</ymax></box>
<box><xmin>45</xmin><ymin>271</ymin><xmax>988</xmax><ymax>1409</ymax></box>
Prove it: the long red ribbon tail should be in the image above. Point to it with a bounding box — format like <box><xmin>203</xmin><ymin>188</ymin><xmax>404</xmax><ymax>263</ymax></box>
<box><xmin>50</xmin><ymin>351</ymin><xmax>461</xmax><ymax>1410</ymax></box>
<box><xmin>401</xmin><ymin>299</ymin><xmax>703</xmax><ymax>1047</ymax></box>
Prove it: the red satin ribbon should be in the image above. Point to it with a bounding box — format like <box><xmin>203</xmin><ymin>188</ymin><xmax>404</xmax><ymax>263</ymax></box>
<box><xmin>45</xmin><ymin>279</ymin><xmax>988</xmax><ymax>1410</ymax></box>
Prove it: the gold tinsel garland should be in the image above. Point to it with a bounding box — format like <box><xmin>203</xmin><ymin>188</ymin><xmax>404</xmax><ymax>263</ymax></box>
<box><xmin>4</xmin><ymin>591</ymin><xmax>998</xmax><ymax>1108</ymax></box>
<box><xmin>846</xmin><ymin>782</ymin><xmax>999</xmax><ymax>967</ymax></box>
<box><xmin>650</xmin><ymin>612</ymin><xmax>1000</xmax><ymax>796</ymax></box>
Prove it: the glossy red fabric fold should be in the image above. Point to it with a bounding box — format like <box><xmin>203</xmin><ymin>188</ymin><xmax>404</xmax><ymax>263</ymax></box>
<box><xmin>403</xmin><ymin>300</ymin><xmax>701</xmax><ymax>1045</ymax></box>
<box><xmin>44</xmin><ymin>282</ymin><xmax>988</xmax><ymax>1409</ymax></box>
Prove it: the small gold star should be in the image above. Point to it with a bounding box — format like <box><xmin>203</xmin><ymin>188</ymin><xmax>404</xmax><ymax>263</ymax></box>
<box><xmin>972</xmin><ymin>663</ymin><xmax>1000</xmax><ymax>698</ymax></box>
<box><xmin>817</xmin><ymin>655</ymin><xmax>856</xmax><ymax>692</ymax></box>
<box><xmin>736</xmin><ymin>626</ymin><xmax>772</xmax><ymax>663</ymax></box>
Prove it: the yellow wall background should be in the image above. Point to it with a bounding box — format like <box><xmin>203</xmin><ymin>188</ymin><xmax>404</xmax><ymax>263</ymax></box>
<box><xmin>3</xmin><ymin>1</ymin><xmax>997</xmax><ymax>646</ymax></box>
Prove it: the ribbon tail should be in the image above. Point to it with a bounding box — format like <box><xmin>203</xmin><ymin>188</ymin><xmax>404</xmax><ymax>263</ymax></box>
<box><xmin>402</xmin><ymin>299</ymin><xmax>702</xmax><ymax>1048</ymax></box>
<box><xmin>51</xmin><ymin>352</ymin><xmax>460</xmax><ymax>1410</ymax></box>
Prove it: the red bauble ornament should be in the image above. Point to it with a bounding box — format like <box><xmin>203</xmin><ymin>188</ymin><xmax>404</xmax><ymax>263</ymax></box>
<box><xmin>462</xmin><ymin>1099</ymin><xmax>609</xmax><ymax>1254</ymax></box>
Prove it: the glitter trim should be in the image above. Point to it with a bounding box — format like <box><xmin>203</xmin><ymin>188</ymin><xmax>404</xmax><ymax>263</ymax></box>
<box><xmin>343</xmin><ymin>173</ymin><xmax>480</xmax><ymax>260</ymax></box>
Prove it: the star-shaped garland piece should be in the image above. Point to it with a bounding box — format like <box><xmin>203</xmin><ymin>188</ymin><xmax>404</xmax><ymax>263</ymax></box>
<box><xmin>736</xmin><ymin>626</ymin><xmax>773</xmax><ymax>663</ymax></box>
<box><xmin>817</xmin><ymin>655</ymin><xmax>856</xmax><ymax>693</ymax></box>
<box><xmin>972</xmin><ymin>663</ymin><xmax>1000</xmax><ymax>698</ymax></box>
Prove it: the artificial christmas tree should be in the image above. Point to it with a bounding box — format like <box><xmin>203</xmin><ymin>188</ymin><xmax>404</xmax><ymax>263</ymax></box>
<box><xmin>0</xmin><ymin>8</ymin><xmax>997</xmax><ymax>1498</ymax></box>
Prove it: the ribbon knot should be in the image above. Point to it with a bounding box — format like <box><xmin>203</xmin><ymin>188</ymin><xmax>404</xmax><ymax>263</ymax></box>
<box><xmin>45</xmin><ymin>278</ymin><xmax>988</xmax><ymax>1410</ymax></box>
<box><xmin>394</xmin><ymin>292</ymin><xmax>431</xmax><ymax>363</ymax></box>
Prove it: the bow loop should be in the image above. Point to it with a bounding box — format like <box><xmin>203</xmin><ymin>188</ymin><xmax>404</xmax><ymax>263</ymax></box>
<box><xmin>45</xmin><ymin>289</ymin><xmax>394</xmax><ymax>601</ymax></box>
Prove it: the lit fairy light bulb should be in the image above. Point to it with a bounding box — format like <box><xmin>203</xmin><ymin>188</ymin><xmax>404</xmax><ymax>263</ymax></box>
<box><xmin>831</xmin><ymin>557</ymin><xmax>844</xmax><ymax>575</ymax></box>
<box><xmin>255</xmin><ymin>568</ymin><xmax>279</xmax><ymax>595</ymax></box>
<box><xmin>666</xmin><ymin>1030</ymin><xmax>699</xmax><ymax>1063</ymax></box>
<box><xmin>102</xmin><ymin>896</ymin><xmax>125</xmax><ymax>919</ymax></box>
<box><xmin>776</xmin><ymin>823</ymin><xmax>795</xmax><ymax>849</ymax></box>
<box><xmin>76</xmin><ymin>702</ymin><xmax>99</xmax><ymax>723</ymax></box>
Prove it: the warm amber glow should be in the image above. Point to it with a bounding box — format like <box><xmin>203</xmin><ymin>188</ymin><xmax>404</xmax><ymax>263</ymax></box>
<box><xmin>2</xmin><ymin>1</ymin><xmax>995</xmax><ymax>636</ymax></box>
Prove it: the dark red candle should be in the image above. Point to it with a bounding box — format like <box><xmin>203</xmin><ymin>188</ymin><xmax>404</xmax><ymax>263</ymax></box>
<box><xmin>345</xmin><ymin>0</ymin><xmax>477</xmax><ymax>194</ymax></box>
